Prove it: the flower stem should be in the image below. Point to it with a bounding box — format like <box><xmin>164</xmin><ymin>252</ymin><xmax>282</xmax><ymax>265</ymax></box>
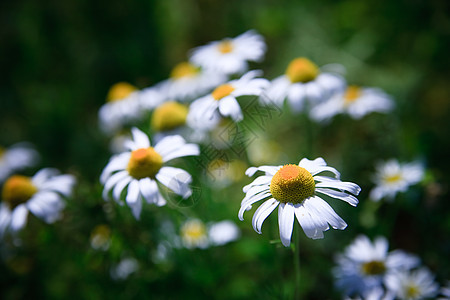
<box><xmin>294</xmin><ymin>227</ymin><xmax>301</xmax><ymax>299</ymax></box>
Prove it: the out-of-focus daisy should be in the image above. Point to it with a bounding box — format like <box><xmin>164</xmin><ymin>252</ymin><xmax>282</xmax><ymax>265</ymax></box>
<box><xmin>157</xmin><ymin>62</ymin><xmax>228</xmax><ymax>101</ymax></box>
<box><xmin>180</xmin><ymin>218</ymin><xmax>209</xmax><ymax>249</ymax></box>
<box><xmin>310</xmin><ymin>85</ymin><xmax>394</xmax><ymax>122</ymax></box>
<box><xmin>98</xmin><ymin>82</ymin><xmax>142</xmax><ymax>134</ymax></box>
<box><xmin>100</xmin><ymin>127</ymin><xmax>199</xmax><ymax>219</ymax></box>
<box><xmin>180</xmin><ymin>218</ymin><xmax>240</xmax><ymax>249</ymax></box>
<box><xmin>370</xmin><ymin>159</ymin><xmax>424</xmax><ymax>202</ymax></box>
<box><xmin>334</xmin><ymin>235</ymin><xmax>420</xmax><ymax>297</ymax></box>
<box><xmin>150</xmin><ymin>101</ymin><xmax>189</xmax><ymax>141</ymax></box>
<box><xmin>187</xmin><ymin>70</ymin><xmax>269</xmax><ymax>124</ymax></box>
<box><xmin>439</xmin><ymin>281</ymin><xmax>450</xmax><ymax>300</ymax></box>
<box><xmin>90</xmin><ymin>224</ymin><xmax>111</xmax><ymax>251</ymax></box>
<box><xmin>385</xmin><ymin>268</ymin><xmax>439</xmax><ymax>300</ymax></box>
<box><xmin>239</xmin><ymin>157</ymin><xmax>360</xmax><ymax>247</ymax></box>
<box><xmin>0</xmin><ymin>168</ymin><xmax>76</xmax><ymax>238</ymax></box>
<box><xmin>264</xmin><ymin>57</ymin><xmax>345</xmax><ymax>112</ymax></box>
<box><xmin>189</xmin><ymin>30</ymin><xmax>266</xmax><ymax>75</ymax></box>
<box><xmin>110</xmin><ymin>257</ymin><xmax>139</xmax><ymax>281</ymax></box>
<box><xmin>208</xmin><ymin>220</ymin><xmax>240</xmax><ymax>246</ymax></box>
<box><xmin>0</xmin><ymin>143</ymin><xmax>39</xmax><ymax>183</ymax></box>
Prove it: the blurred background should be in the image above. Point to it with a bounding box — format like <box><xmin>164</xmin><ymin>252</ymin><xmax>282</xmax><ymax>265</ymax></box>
<box><xmin>1</xmin><ymin>0</ymin><xmax>449</xmax><ymax>299</ymax></box>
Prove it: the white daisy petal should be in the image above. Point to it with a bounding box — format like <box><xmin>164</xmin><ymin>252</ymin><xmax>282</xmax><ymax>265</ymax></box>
<box><xmin>294</xmin><ymin>205</ymin><xmax>320</xmax><ymax>239</ymax></box>
<box><xmin>218</xmin><ymin>96</ymin><xmax>243</xmax><ymax>121</ymax></box>
<box><xmin>9</xmin><ymin>204</ymin><xmax>29</xmax><ymax>232</ymax></box>
<box><xmin>156</xmin><ymin>167</ymin><xmax>192</xmax><ymax>199</ymax></box>
<box><xmin>138</xmin><ymin>178</ymin><xmax>159</xmax><ymax>204</ymax></box>
<box><xmin>126</xmin><ymin>180</ymin><xmax>140</xmax><ymax>204</ymax></box>
<box><xmin>303</xmin><ymin>197</ymin><xmax>347</xmax><ymax>229</ymax></box>
<box><xmin>315</xmin><ymin>187</ymin><xmax>359</xmax><ymax>206</ymax></box>
<box><xmin>251</xmin><ymin>198</ymin><xmax>278</xmax><ymax>234</ymax></box>
<box><xmin>278</xmin><ymin>203</ymin><xmax>295</xmax><ymax>247</ymax></box>
<box><xmin>103</xmin><ymin>171</ymin><xmax>130</xmax><ymax>200</ymax></box>
<box><xmin>131</xmin><ymin>127</ymin><xmax>151</xmax><ymax>149</ymax></box>
<box><xmin>315</xmin><ymin>181</ymin><xmax>361</xmax><ymax>195</ymax></box>
<box><xmin>113</xmin><ymin>176</ymin><xmax>132</xmax><ymax>202</ymax></box>
<box><xmin>243</xmin><ymin>175</ymin><xmax>272</xmax><ymax>193</ymax></box>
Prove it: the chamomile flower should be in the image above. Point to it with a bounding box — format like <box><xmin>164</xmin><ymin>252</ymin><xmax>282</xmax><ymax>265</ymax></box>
<box><xmin>310</xmin><ymin>85</ymin><xmax>394</xmax><ymax>122</ymax></box>
<box><xmin>110</xmin><ymin>257</ymin><xmax>139</xmax><ymax>281</ymax></box>
<box><xmin>157</xmin><ymin>62</ymin><xmax>228</xmax><ymax>101</ymax></box>
<box><xmin>0</xmin><ymin>143</ymin><xmax>39</xmax><ymax>183</ymax></box>
<box><xmin>385</xmin><ymin>268</ymin><xmax>439</xmax><ymax>300</ymax></box>
<box><xmin>187</xmin><ymin>70</ymin><xmax>269</xmax><ymax>124</ymax></box>
<box><xmin>90</xmin><ymin>224</ymin><xmax>111</xmax><ymax>251</ymax></box>
<box><xmin>98</xmin><ymin>82</ymin><xmax>142</xmax><ymax>134</ymax></box>
<box><xmin>100</xmin><ymin>127</ymin><xmax>199</xmax><ymax>219</ymax></box>
<box><xmin>189</xmin><ymin>30</ymin><xmax>266</xmax><ymax>75</ymax></box>
<box><xmin>370</xmin><ymin>159</ymin><xmax>424</xmax><ymax>202</ymax></box>
<box><xmin>264</xmin><ymin>57</ymin><xmax>345</xmax><ymax>112</ymax></box>
<box><xmin>334</xmin><ymin>235</ymin><xmax>420</xmax><ymax>297</ymax></box>
<box><xmin>239</xmin><ymin>157</ymin><xmax>360</xmax><ymax>247</ymax></box>
<box><xmin>180</xmin><ymin>218</ymin><xmax>240</xmax><ymax>249</ymax></box>
<box><xmin>0</xmin><ymin>168</ymin><xmax>76</xmax><ymax>238</ymax></box>
<box><xmin>150</xmin><ymin>101</ymin><xmax>189</xmax><ymax>140</ymax></box>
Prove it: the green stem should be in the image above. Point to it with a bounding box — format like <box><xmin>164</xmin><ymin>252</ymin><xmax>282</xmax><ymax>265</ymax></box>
<box><xmin>294</xmin><ymin>227</ymin><xmax>301</xmax><ymax>299</ymax></box>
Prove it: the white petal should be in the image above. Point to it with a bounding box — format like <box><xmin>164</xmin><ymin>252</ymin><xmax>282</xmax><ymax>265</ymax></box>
<box><xmin>294</xmin><ymin>205</ymin><xmax>323</xmax><ymax>239</ymax></box>
<box><xmin>315</xmin><ymin>181</ymin><xmax>361</xmax><ymax>195</ymax></box>
<box><xmin>131</xmin><ymin>127</ymin><xmax>151</xmax><ymax>148</ymax></box>
<box><xmin>103</xmin><ymin>171</ymin><xmax>130</xmax><ymax>200</ymax></box>
<box><xmin>32</xmin><ymin>168</ymin><xmax>59</xmax><ymax>186</ymax></box>
<box><xmin>156</xmin><ymin>167</ymin><xmax>192</xmax><ymax>199</ymax></box>
<box><xmin>128</xmin><ymin>193</ymin><xmax>143</xmax><ymax>220</ymax></box>
<box><xmin>138</xmin><ymin>177</ymin><xmax>159</xmax><ymax>204</ymax></box>
<box><xmin>239</xmin><ymin>191</ymin><xmax>272</xmax><ymax>220</ymax></box>
<box><xmin>0</xmin><ymin>205</ymin><xmax>12</xmax><ymax>238</ymax></box>
<box><xmin>303</xmin><ymin>197</ymin><xmax>347</xmax><ymax>230</ymax></box>
<box><xmin>218</xmin><ymin>96</ymin><xmax>243</xmax><ymax>121</ymax></box>
<box><xmin>278</xmin><ymin>203</ymin><xmax>295</xmax><ymax>247</ymax></box>
<box><xmin>10</xmin><ymin>204</ymin><xmax>29</xmax><ymax>232</ymax></box>
<box><xmin>251</xmin><ymin>198</ymin><xmax>278</xmax><ymax>234</ymax></box>
<box><xmin>126</xmin><ymin>180</ymin><xmax>140</xmax><ymax>204</ymax></box>
<box><xmin>315</xmin><ymin>187</ymin><xmax>359</xmax><ymax>206</ymax></box>
<box><xmin>100</xmin><ymin>153</ymin><xmax>130</xmax><ymax>183</ymax></box>
<box><xmin>161</xmin><ymin>144</ymin><xmax>200</xmax><ymax>162</ymax></box>
<box><xmin>113</xmin><ymin>177</ymin><xmax>132</xmax><ymax>202</ymax></box>
<box><xmin>243</xmin><ymin>175</ymin><xmax>272</xmax><ymax>193</ymax></box>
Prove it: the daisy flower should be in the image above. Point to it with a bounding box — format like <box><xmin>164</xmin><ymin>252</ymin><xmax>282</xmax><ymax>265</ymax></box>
<box><xmin>189</xmin><ymin>30</ymin><xmax>266</xmax><ymax>75</ymax></box>
<box><xmin>90</xmin><ymin>224</ymin><xmax>111</xmax><ymax>251</ymax></box>
<box><xmin>110</xmin><ymin>257</ymin><xmax>139</xmax><ymax>280</ymax></box>
<box><xmin>370</xmin><ymin>159</ymin><xmax>424</xmax><ymax>202</ymax></box>
<box><xmin>310</xmin><ymin>85</ymin><xmax>394</xmax><ymax>122</ymax></box>
<box><xmin>187</xmin><ymin>70</ymin><xmax>269</xmax><ymax>124</ymax></box>
<box><xmin>150</xmin><ymin>101</ymin><xmax>189</xmax><ymax>139</ymax></box>
<box><xmin>334</xmin><ymin>235</ymin><xmax>420</xmax><ymax>297</ymax></box>
<box><xmin>0</xmin><ymin>168</ymin><xmax>76</xmax><ymax>238</ymax></box>
<box><xmin>239</xmin><ymin>157</ymin><xmax>360</xmax><ymax>247</ymax></box>
<box><xmin>100</xmin><ymin>127</ymin><xmax>199</xmax><ymax>219</ymax></box>
<box><xmin>264</xmin><ymin>57</ymin><xmax>345</xmax><ymax>112</ymax></box>
<box><xmin>98</xmin><ymin>82</ymin><xmax>146</xmax><ymax>134</ymax></box>
<box><xmin>157</xmin><ymin>62</ymin><xmax>228</xmax><ymax>101</ymax></box>
<box><xmin>385</xmin><ymin>268</ymin><xmax>439</xmax><ymax>300</ymax></box>
<box><xmin>180</xmin><ymin>218</ymin><xmax>240</xmax><ymax>249</ymax></box>
<box><xmin>0</xmin><ymin>143</ymin><xmax>39</xmax><ymax>183</ymax></box>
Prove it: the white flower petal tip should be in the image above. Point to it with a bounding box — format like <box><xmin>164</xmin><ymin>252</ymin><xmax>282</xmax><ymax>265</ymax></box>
<box><xmin>240</xmin><ymin>159</ymin><xmax>359</xmax><ymax>245</ymax></box>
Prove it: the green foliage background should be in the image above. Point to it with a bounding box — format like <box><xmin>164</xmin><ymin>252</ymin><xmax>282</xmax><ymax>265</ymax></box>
<box><xmin>1</xmin><ymin>0</ymin><xmax>449</xmax><ymax>299</ymax></box>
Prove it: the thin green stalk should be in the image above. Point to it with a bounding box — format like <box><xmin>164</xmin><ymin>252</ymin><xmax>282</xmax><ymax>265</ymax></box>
<box><xmin>294</xmin><ymin>227</ymin><xmax>301</xmax><ymax>299</ymax></box>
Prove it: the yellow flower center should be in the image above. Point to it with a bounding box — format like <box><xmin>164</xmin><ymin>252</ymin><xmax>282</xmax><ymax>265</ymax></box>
<box><xmin>107</xmin><ymin>82</ymin><xmax>137</xmax><ymax>102</ymax></box>
<box><xmin>344</xmin><ymin>85</ymin><xmax>362</xmax><ymax>105</ymax></box>
<box><xmin>212</xmin><ymin>84</ymin><xmax>235</xmax><ymax>100</ymax></box>
<box><xmin>361</xmin><ymin>260</ymin><xmax>386</xmax><ymax>276</ymax></box>
<box><xmin>182</xmin><ymin>220</ymin><xmax>207</xmax><ymax>241</ymax></box>
<box><xmin>151</xmin><ymin>101</ymin><xmax>188</xmax><ymax>132</ymax></box>
<box><xmin>270</xmin><ymin>164</ymin><xmax>315</xmax><ymax>204</ymax></box>
<box><xmin>127</xmin><ymin>147</ymin><xmax>163</xmax><ymax>179</ymax></box>
<box><xmin>385</xmin><ymin>173</ymin><xmax>402</xmax><ymax>184</ymax></box>
<box><xmin>405</xmin><ymin>283</ymin><xmax>420</xmax><ymax>298</ymax></box>
<box><xmin>217</xmin><ymin>40</ymin><xmax>234</xmax><ymax>54</ymax></box>
<box><xmin>2</xmin><ymin>175</ymin><xmax>37</xmax><ymax>209</ymax></box>
<box><xmin>285</xmin><ymin>58</ymin><xmax>319</xmax><ymax>83</ymax></box>
<box><xmin>170</xmin><ymin>62</ymin><xmax>199</xmax><ymax>79</ymax></box>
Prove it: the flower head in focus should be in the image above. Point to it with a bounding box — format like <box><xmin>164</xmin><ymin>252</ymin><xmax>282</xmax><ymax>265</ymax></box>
<box><xmin>370</xmin><ymin>159</ymin><xmax>424</xmax><ymax>202</ymax></box>
<box><xmin>0</xmin><ymin>143</ymin><xmax>39</xmax><ymax>183</ymax></box>
<box><xmin>334</xmin><ymin>235</ymin><xmax>420</xmax><ymax>297</ymax></box>
<box><xmin>187</xmin><ymin>70</ymin><xmax>269</xmax><ymax>124</ymax></box>
<box><xmin>100</xmin><ymin>127</ymin><xmax>199</xmax><ymax>219</ymax></box>
<box><xmin>239</xmin><ymin>157</ymin><xmax>360</xmax><ymax>247</ymax></box>
<box><xmin>385</xmin><ymin>267</ymin><xmax>439</xmax><ymax>300</ymax></box>
<box><xmin>98</xmin><ymin>82</ymin><xmax>142</xmax><ymax>134</ymax></box>
<box><xmin>189</xmin><ymin>30</ymin><xmax>266</xmax><ymax>75</ymax></box>
<box><xmin>0</xmin><ymin>168</ymin><xmax>76</xmax><ymax>238</ymax></box>
<box><xmin>264</xmin><ymin>58</ymin><xmax>345</xmax><ymax>112</ymax></box>
<box><xmin>310</xmin><ymin>85</ymin><xmax>394</xmax><ymax>122</ymax></box>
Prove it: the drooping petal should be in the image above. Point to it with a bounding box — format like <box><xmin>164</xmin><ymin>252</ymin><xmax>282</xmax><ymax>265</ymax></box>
<box><xmin>10</xmin><ymin>204</ymin><xmax>29</xmax><ymax>232</ymax></box>
<box><xmin>138</xmin><ymin>177</ymin><xmax>159</xmax><ymax>204</ymax></box>
<box><xmin>315</xmin><ymin>188</ymin><xmax>359</xmax><ymax>206</ymax></box>
<box><xmin>278</xmin><ymin>203</ymin><xmax>295</xmax><ymax>247</ymax></box>
<box><xmin>218</xmin><ymin>96</ymin><xmax>243</xmax><ymax>121</ymax></box>
<box><xmin>102</xmin><ymin>170</ymin><xmax>130</xmax><ymax>200</ymax></box>
<box><xmin>303</xmin><ymin>197</ymin><xmax>347</xmax><ymax>230</ymax></box>
<box><xmin>251</xmin><ymin>198</ymin><xmax>278</xmax><ymax>234</ymax></box>
<box><xmin>156</xmin><ymin>167</ymin><xmax>193</xmax><ymax>199</ymax></box>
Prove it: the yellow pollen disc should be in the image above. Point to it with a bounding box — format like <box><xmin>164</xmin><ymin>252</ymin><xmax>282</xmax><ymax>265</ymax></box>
<box><xmin>405</xmin><ymin>284</ymin><xmax>420</xmax><ymax>298</ymax></box>
<box><xmin>2</xmin><ymin>175</ymin><xmax>37</xmax><ymax>209</ymax></box>
<box><xmin>212</xmin><ymin>84</ymin><xmax>235</xmax><ymax>100</ymax></box>
<box><xmin>127</xmin><ymin>147</ymin><xmax>163</xmax><ymax>179</ymax></box>
<box><xmin>170</xmin><ymin>62</ymin><xmax>199</xmax><ymax>79</ymax></box>
<box><xmin>361</xmin><ymin>260</ymin><xmax>386</xmax><ymax>275</ymax></box>
<box><xmin>151</xmin><ymin>101</ymin><xmax>188</xmax><ymax>132</ymax></box>
<box><xmin>217</xmin><ymin>40</ymin><xmax>234</xmax><ymax>54</ymax></box>
<box><xmin>285</xmin><ymin>57</ymin><xmax>319</xmax><ymax>83</ymax></box>
<box><xmin>270</xmin><ymin>164</ymin><xmax>315</xmax><ymax>204</ymax></box>
<box><xmin>107</xmin><ymin>82</ymin><xmax>137</xmax><ymax>102</ymax></box>
<box><xmin>344</xmin><ymin>85</ymin><xmax>362</xmax><ymax>105</ymax></box>
<box><xmin>182</xmin><ymin>221</ymin><xmax>207</xmax><ymax>240</ymax></box>
<box><xmin>385</xmin><ymin>173</ymin><xmax>402</xmax><ymax>184</ymax></box>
